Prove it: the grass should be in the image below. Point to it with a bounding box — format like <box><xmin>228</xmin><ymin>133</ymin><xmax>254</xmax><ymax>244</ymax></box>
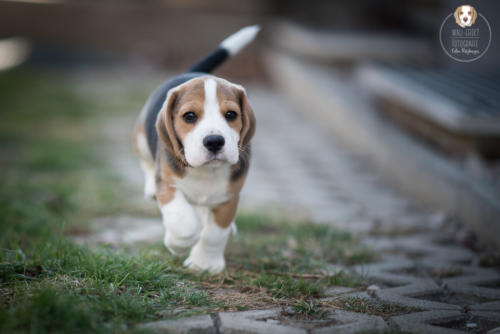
<box><xmin>332</xmin><ymin>297</ymin><xmax>415</xmax><ymax>319</ymax></box>
<box><xmin>0</xmin><ymin>68</ymin><xmax>376</xmax><ymax>333</ymax></box>
<box><xmin>291</xmin><ymin>300</ymin><xmax>328</xmax><ymax>319</ymax></box>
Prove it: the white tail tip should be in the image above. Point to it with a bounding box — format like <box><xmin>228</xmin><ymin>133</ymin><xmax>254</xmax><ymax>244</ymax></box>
<box><xmin>220</xmin><ymin>25</ymin><xmax>261</xmax><ymax>56</ymax></box>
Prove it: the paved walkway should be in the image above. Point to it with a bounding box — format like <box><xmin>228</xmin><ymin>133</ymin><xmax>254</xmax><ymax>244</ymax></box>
<box><xmin>242</xmin><ymin>86</ymin><xmax>422</xmax><ymax>231</ymax></box>
<box><xmin>91</xmin><ymin>81</ymin><xmax>500</xmax><ymax>333</ymax></box>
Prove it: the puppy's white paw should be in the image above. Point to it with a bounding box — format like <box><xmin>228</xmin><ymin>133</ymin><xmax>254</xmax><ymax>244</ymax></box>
<box><xmin>183</xmin><ymin>245</ymin><xmax>226</xmax><ymax>274</ymax></box>
<box><xmin>164</xmin><ymin>230</ymin><xmax>199</xmax><ymax>255</ymax></box>
<box><xmin>161</xmin><ymin>192</ymin><xmax>202</xmax><ymax>255</ymax></box>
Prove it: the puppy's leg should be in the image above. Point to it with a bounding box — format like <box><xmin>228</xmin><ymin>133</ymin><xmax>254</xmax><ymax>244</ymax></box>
<box><xmin>134</xmin><ymin>131</ymin><xmax>156</xmax><ymax>200</ymax></box>
<box><xmin>157</xmin><ymin>186</ymin><xmax>202</xmax><ymax>255</ymax></box>
<box><xmin>184</xmin><ymin>196</ymin><xmax>238</xmax><ymax>273</ymax></box>
<box><xmin>139</xmin><ymin>160</ymin><xmax>156</xmax><ymax>200</ymax></box>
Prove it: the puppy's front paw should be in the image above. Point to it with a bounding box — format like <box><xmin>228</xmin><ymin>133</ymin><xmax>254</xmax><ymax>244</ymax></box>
<box><xmin>161</xmin><ymin>195</ymin><xmax>201</xmax><ymax>255</ymax></box>
<box><xmin>164</xmin><ymin>231</ymin><xmax>199</xmax><ymax>255</ymax></box>
<box><xmin>183</xmin><ymin>245</ymin><xmax>226</xmax><ymax>274</ymax></box>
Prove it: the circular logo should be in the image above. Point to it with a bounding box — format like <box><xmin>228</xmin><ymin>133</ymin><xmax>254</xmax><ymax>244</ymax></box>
<box><xmin>440</xmin><ymin>5</ymin><xmax>491</xmax><ymax>62</ymax></box>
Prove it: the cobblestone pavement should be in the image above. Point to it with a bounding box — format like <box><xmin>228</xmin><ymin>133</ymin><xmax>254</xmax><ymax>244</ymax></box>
<box><xmin>94</xmin><ymin>83</ymin><xmax>500</xmax><ymax>333</ymax></box>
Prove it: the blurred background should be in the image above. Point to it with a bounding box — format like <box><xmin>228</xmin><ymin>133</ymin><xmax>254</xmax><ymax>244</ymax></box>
<box><xmin>1</xmin><ymin>0</ymin><xmax>499</xmax><ymax>248</ymax></box>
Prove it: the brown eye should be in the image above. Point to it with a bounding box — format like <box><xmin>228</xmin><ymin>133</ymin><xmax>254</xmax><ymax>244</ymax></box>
<box><xmin>225</xmin><ymin>110</ymin><xmax>237</xmax><ymax>121</ymax></box>
<box><xmin>460</xmin><ymin>11</ymin><xmax>463</xmax><ymax>15</ymax></box>
<box><xmin>183</xmin><ymin>111</ymin><xmax>197</xmax><ymax>123</ymax></box>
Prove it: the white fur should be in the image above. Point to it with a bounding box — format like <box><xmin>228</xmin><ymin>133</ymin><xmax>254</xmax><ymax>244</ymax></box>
<box><xmin>136</xmin><ymin>133</ymin><xmax>156</xmax><ymax>199</ymax></box>
<box><xmin>457</xmin><ymin>5</ymin><xmax>474</xmax><ymax>28</ymax></box>
<box><xmin>220</xmin><ymin>25</ymin><xmax>260</xmax><ymax>56</ymax></box>
<box><xmin>184</xmin><ymin>208</ymin><xmax>232</xmax><ymax>273</ymax></box>
<box><xmin>183</xmin><ymin>78</ymin><xmax>240</xmax><ymax>167</ymax></box>
<box><xmin>140</xmin><ymin>160</ymin><xmax>156</xmax><ymax>200</ymax></box>
<box><xmin>175</xmin><ymin>164</ymin><xmax>231</xmax><ymax>207</ymax></box>
<box><xmin>161</xmin><ymin>191</ymin><xmax>202</xmax><ymax>255</ymax></box>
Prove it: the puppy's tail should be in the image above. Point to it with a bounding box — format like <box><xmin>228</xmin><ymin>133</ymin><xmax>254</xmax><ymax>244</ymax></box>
<box><xmin>188</xmin><ymin>25</ymin><xmax>260</xmax><ymax>73</ymax></box>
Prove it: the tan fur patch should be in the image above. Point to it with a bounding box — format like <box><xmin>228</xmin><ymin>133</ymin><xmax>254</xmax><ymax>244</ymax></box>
<box><xmin>155</xmin><ymin>146</ymin><xmax>177</xmax><ymax>206</ymax></box>
<box><xmin>212</xmin><ymin>195</ymin><xmax>239</xmax><ymax>228</ymax></box>
<box><xmin>471</xmin><ymin>6</ymin><xmax>477</xmax><ymax>24</ymax></box>
<box><xmin>454</xmin><ymin>6</ymin><xmax>461</xmax><ymax>25</ymax></box>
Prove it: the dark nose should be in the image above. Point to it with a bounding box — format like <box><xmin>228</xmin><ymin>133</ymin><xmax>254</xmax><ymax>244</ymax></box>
<box><xmin>464</xmin><ymin>17</ymin><xmax>468</xmax><ymax>21</ymax></box>
<box><xmin>203</xmin><ymin>135</ymin><xmax>225</xmax><ymax>153</ymax></box>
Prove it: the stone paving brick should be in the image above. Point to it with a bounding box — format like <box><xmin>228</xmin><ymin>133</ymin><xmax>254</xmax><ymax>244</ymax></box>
<box><xmin>218</xmin><ymin>309</ymin><xmax>306</xmax><ymax>334</ymax></box>
<box><xmin>312</xmin><ymin>310</ymin><xmax>387</xmax><ymax>334</ymax></box>
<box><xmin>376</xmin><ymin>290</ymin><xmax>462</xmax><ymax>311</ymax></box>
<box><xmin>471</xmin><ymin>301</ymin><xmax>500</xmax><ymax>312</ymax></box>
<box><xmin>468</xmin><ymin>310</ymin><xmax>500</xmax><ymax>323</ymax></box>
<box><xmin>138</xmin><ymin>314</ymin><xmax>216</xmax><ymax>333</ymax></box>
<box><xmin>352</xmin><ymin>255</ymin><xmax>419</xmax><ymax>286</ymax></box>
<box><xmin>444</xmin><ymin>269</ymin><xmax>500</xmax><ymax>300</ymax></box>
<box><xmin>323</xmin><ymin>286</ymin><xmax>357</xmax><ymax>297</ymax></box>
<box><xmin>391</xmin><ymin>310</ymin><xmax>465</xmax><ymax>334</ymax></box>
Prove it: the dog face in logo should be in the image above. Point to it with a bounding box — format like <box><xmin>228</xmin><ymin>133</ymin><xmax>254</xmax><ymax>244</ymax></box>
<box><xmin>454</xmin><ymin>5</ymin><xmax>477</xmax><ymax>28</ymax></box>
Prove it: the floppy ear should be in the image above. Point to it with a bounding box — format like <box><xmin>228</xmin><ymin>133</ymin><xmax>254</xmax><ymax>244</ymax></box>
<box><xmin>471</xmin><ymin>6</ymin><xmax>478</xmax><ymax>24</ymax></box>
<box><xmin>156</xmin><ymin>89</ymin><xmax>183</xmax><ymax>159</ymax></box>
<box><xmin>236</xmin><ymin>88</ymin><xmax>256</xmax><ymax>147</ymax></box>
<box><xmin>454</xmin><ymin>6</ymin><xmax>461</xmax><ymax>24</ymax></box>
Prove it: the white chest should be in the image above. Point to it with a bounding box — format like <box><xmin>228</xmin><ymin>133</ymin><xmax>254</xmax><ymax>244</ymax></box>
<box><xmin>175</xmin><ymin>164</ymin><xmax>231</xmax><ymax>207</ymax></box>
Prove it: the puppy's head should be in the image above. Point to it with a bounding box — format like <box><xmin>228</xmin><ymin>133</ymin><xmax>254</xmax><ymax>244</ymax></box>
<box><xmin>156</xmin><ymin>76</ymin><xmax>255</xmax><ymax>168</ymax></box>
<box><xmin>454</xmin><ymin>5</ymin><xmax>477</xmax><ymax>27</ymax></box>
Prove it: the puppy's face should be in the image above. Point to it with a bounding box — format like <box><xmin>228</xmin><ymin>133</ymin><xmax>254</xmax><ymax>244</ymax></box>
<box><xmin>157</xmin><ymin>76</ymin><xmax>255</xmax><ymax>168</ymax></box>
<box><xmin>455</xmin><ymin>5</ymin><xmax>477</xmax><ymax>27</ymax></box>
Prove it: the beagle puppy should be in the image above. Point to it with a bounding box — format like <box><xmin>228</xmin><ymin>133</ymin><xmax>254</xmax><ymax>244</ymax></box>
<box><xmin>134</xmin><ymin>26</ymin><xmax>259</xmax><ymax>273</ymax></box>
<box><xmin>454</xmin><ymin>5</ymin><xmax>477</xmax><ymax>28</ymax></box>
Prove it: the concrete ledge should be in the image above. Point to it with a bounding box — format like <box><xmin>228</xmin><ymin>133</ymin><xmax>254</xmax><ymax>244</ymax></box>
<box><xmin>269</xmin><ymin>21</ymin><xmax>436</xmax><ymax>64</ymax></box>
<box><xmin>264</xmin><ymin>49</ymin><xmax>500</xmax><ymax>249</ymax></box>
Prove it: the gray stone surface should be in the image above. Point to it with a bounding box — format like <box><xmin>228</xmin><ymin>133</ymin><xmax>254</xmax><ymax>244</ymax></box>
<box><xmin>241</xmin><ymin>86</ymin><xmax>422</xmax><ymax>228</ymax></box>
<box><xmin>214</xmin><ymin>308</ymin><xmax>387</xmax><ymax>334</ymax></box>
<box><xmin>471</xmin><ymin>301</ymin><xmax>500</xmax><ymax>312</ymax></box>
<box><xmin>391</xmin><ymin>310</ymin><xmax>465</xmax><ymax>334</ymax></box>
<box><xmin>74</xmin><ymin>215</ymin><xmax>163</xmax><ymax>246</ymax></box>
<box><xmin>489</xmin><ymin>326</ymin><xmax>500</xmax><ymax>334</ymax></box>
<box><xmin>219</xmin><ymin>309</ymin><xmax>306</xmax><ymax>334</ymax></box>
<box><xmin>312</xmin><ymin>310</ymin><xmax>387</xmax><ymax>334</ymax></box>
<box><xmin>138</xmin><ymin>314</ymin><xmax>216</xmax><ymax>333</ymax></box>
<box><xmin>264</xmin><ymin>48</ymin><xmax>500</xmax><ymax>249</ymax></box>
<box><xmin>323</xmin><ymin>286</ymin><xmax>357</xmax><ymax>297</ymax></box>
